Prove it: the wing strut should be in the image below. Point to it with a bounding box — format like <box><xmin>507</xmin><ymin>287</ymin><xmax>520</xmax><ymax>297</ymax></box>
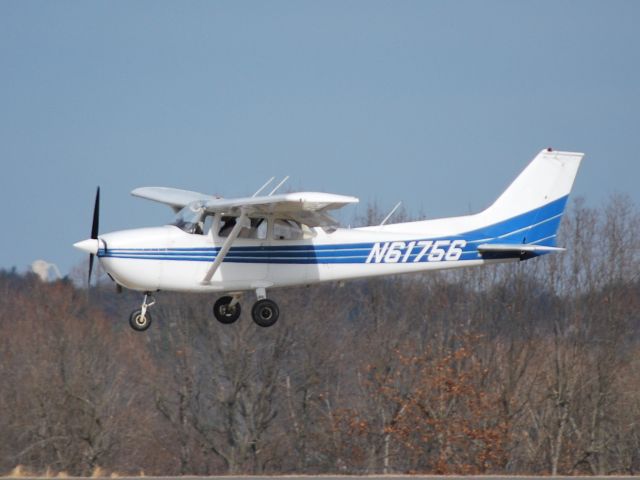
<box><xmin>252</xmin><ymin>177</ymin><xmax>275</xmax><ymax>197</ymax></box>
<box><xmin>202</xmin><ymin>211</ymin><xmax>250</xmax><ymax>284</ymax></box>
<box><xmin>380</xmin><ymin>201</ymin><xmax>402</xmax><ymax>226</ymax></box>
<box><xmin>269</xmin><ymin>176</ymin><xmax>290</xmax><ymax>196</ymax></box>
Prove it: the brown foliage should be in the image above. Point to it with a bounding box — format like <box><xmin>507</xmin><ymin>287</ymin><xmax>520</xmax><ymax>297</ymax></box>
<box><xmin>334</xmin><ymin>335</ymin><xmax>509</xmax><ymax>473</ymax></box>
<box><xmin>0</xmin><ymin>195</ymin><xmax>639</xmax><ymax>475</ymax></box>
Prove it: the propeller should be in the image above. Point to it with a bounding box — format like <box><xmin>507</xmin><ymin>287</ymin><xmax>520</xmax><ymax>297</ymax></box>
<box><xmin>88</xmin><ymin>186</ymin><xmax>100</xmax><ymax>284</ymax></box>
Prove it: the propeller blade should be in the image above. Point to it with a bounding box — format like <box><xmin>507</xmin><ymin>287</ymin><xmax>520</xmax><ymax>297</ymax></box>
<box><xmin>89</xmin><ymin>186</ymin><xmax>100</xmax><ymax>286</ymax></box>
<box><xmin>89</xmin><ymin>254</ymin><xmax>95</xmax><ymax>285</ymax></box>
<box><xmin>91</xmin><ymin>187</ymin><xmax>100</xmax><ymax>239</ymax></box>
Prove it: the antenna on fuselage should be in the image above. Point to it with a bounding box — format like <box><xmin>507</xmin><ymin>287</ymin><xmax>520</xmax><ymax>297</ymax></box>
<box><xmin>269</xmin><ymin>176</ymin><xmax>290</xmax><ymax>196</ymax></box>
<box><xmin>252</xmin><ymin>177</ymin><xmax>276</xmax><ymax>197</ymax></box>
<box><xmin>380</xmin><ymin>201</ymin><xmax>402</xmax><ymax>226</ymax></box>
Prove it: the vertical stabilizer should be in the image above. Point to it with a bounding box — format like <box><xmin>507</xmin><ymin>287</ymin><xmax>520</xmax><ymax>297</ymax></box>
<box><xmin>481</xmin><ymin>148</ymin><xmax>583</xmax><ymax>224</ymax></box>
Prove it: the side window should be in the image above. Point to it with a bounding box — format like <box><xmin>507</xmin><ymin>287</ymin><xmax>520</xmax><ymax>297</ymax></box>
<box><xmin>220</xmin><ymin>216</ymin><xmax>268</xmax><ymax>239</ymax></box>
<box><xmin>254</xmin><ymin>218</ymin><xmax>268</xmax><ymax>240</ymax></box>
<box><xmin>218</xmin><ymin>217</ymin><xmax>236</xmax><ymax>237</ymax></box>
<box><xmin>203</xmin><ymin>215</ymin><xmax>215</xmax><ymax>235</ymax></box>
<box><xmin>273</xmin><ymin>219</ymin><xmax>303</xmax><ymax>240</ymax></box>
<box><xmin>239</xmin><ymin>217</ymin><xmax>267</xmax><ymax>240</ymax></box>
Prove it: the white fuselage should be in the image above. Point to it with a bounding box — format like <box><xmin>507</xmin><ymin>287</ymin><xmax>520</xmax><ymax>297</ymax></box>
<box><xmin>81</xmin><ymin>149</ymin><xmax>583</xmax><ymax>296</ymax></box>
<box><xmin>97</xmin><ymin>224</ymin><xmax>505</xmax><ymax>293</ymax></box>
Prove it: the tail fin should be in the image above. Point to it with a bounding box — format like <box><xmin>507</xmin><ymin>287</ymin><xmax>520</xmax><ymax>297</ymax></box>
<box><xmin>483</xmin><ymin>148</ymin><xmax>583</xmax><ymax>221</ymax></box>
<box><xmin>479</xmin><ymin>148</ymin><xmax>583</xmax><ymax>248</ymax></box>
<box><xmin>360</xmin><ymin>148</ymin><xmax>583</xmax><ymax>252</ymax></box>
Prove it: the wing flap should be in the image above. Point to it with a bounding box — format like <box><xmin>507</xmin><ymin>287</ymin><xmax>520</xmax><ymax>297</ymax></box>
<box><xmin>202</xmin><ymin>192</ymin><xmax>357</xmax><ymax>227</ymax></box>
<box><xmin>203</xmin><ymin>192</ymin><xmax>358</xmax><ymax>214</ymax></box>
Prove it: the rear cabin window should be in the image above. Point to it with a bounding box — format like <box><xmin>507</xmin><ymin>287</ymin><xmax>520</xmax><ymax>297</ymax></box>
<box><xmin>273</xmin><ymin>219</ymin><xmax>303</xmax><ymax>240</ymax></box>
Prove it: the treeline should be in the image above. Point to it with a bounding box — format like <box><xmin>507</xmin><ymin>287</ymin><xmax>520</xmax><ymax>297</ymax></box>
<box><xmin>1</xmin><ymin>196</ymin><xmax>639</xmax><ymax>476</ymax></box>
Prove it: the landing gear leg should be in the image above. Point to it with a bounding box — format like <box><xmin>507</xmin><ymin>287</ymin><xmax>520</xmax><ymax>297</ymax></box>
<box><xmin>251</xmin><ymin>288</ymin><xmax>279</xmax><ymax>328</ymax></box>
<box><xmin>129</xmin><ymin>292</ymin><xmax>155</xmax><ymax>332</ymax></box>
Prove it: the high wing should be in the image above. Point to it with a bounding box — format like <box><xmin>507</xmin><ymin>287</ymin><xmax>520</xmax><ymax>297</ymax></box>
<box><xmin>131</xmin><ymin>187</ymin><xmax>359</xmax><ymax>227</ymax></box>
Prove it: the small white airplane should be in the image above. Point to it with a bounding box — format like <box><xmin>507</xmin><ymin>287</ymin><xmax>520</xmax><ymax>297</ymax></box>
<box><xmin>74</xmin><ymin>148</ymin><xmax>583</xmax><ymax>332</ymax></box>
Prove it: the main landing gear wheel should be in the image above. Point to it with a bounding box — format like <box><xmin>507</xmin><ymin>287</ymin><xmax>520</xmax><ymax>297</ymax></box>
<box><xmin>213</xmin><ymin>296</ymin><xmax>241</xmax><ymax>324</ymax></box>
<box><xmin>129</xmin><ymin>309</ymin><xmax>152</xmax><ymax>332</ymax></box>
<box><xmin>251</xmin><ymin>299</ymin><xmax>279</xmax><ymax>328</ymax></box>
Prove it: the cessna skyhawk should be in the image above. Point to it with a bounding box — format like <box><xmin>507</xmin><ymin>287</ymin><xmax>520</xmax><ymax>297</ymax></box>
<box><xmin>74</xmin><ymin>148</ymin><xmax>583</xmax><ymax>332</ymax></box>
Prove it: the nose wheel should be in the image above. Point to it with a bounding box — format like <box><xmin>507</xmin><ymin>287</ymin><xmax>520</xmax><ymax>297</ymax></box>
<box><xmin>129</xmin><ymin>293</ymin><xmax>155</xmax><ymax>332</ymax></box>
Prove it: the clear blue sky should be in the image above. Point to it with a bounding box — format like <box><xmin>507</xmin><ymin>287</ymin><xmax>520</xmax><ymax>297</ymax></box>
<box><xmin>1</xmin><ymin>1</ymin><xmax>638</xmax><ymax>275</ymax></box>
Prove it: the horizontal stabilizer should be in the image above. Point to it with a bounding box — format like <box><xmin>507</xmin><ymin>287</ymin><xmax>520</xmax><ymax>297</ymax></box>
<box><xmin>477</xmin><ymin>243</ymin><xmax>565</xmax><ymax>260</ymax></box>
<box><xmin>477</xmin><ymin>243</ymin><xmax>565</xmax><ymax>253</ymax></box>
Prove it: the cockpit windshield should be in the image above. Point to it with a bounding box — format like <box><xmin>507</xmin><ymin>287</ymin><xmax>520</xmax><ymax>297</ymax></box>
<box><xmin>170</xmin><ymin>201</ymin><xmax>206</xmax><ymax>234</ymax></box>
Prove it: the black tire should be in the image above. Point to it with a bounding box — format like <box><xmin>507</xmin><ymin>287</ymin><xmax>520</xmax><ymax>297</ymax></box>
<box><xmin>251</xmin><ymin>299</ymin><xmax>279</xmax><ymax>328</ymax></box>
<box><xmin>129</xmin><ymin>309</ymin><xmax>152</xmax><ymax>332</ymax></box>
<box><xmin>213</xmin><ymin>296</ymin><xmax>241</xmax><ymax>324</ymax></box>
